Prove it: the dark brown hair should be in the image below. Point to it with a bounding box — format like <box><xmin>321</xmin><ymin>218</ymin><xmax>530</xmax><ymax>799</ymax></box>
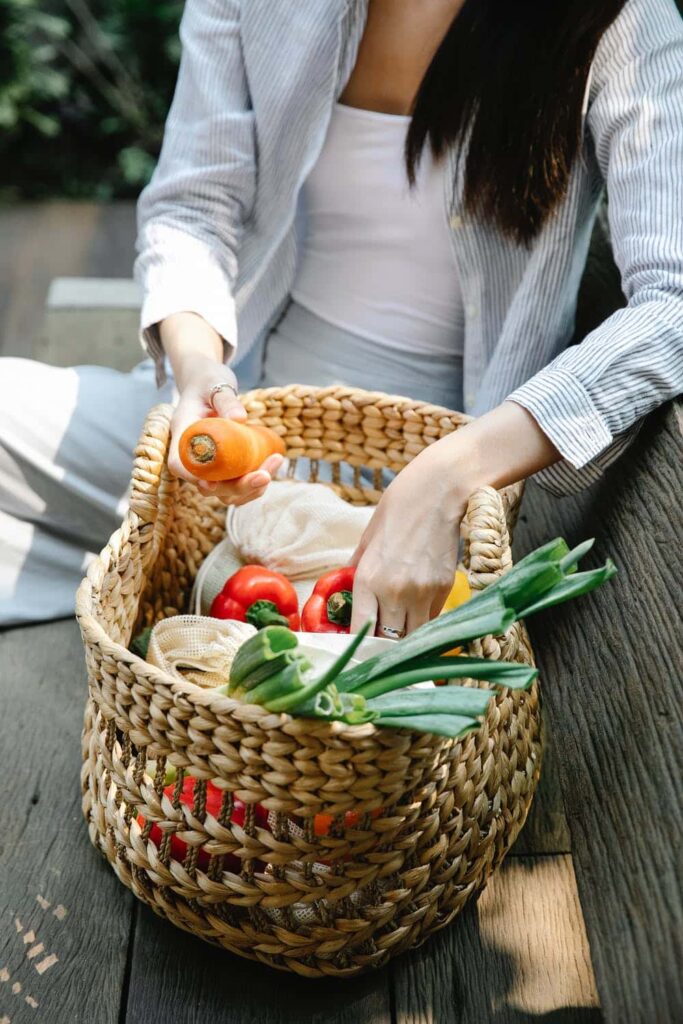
<box><xmin>406</xmin><ymin>1</ymin><xmax>625</xmax><ymax>245</ymax></box>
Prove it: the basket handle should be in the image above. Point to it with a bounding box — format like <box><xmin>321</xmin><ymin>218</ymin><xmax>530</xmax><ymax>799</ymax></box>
<box><xmin>128</xmin><ymin>403</ymin><xmax>176</xmax><ymax>572</ymax></box>
<box><xmin>462</xmin><ymin>484</ymin><xmax>523</xmax><ymax>589</ymax></box>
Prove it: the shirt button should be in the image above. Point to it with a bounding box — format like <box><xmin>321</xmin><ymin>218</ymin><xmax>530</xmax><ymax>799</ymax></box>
<box><xmin>449</xmin><ymin>213</ymin><xmax>464</xmax><ymax>229</ymax></box>
<box><xmin>466</xmin><ymin>304</ymin><xmax>478</xmax><ymax>318</ymax></box>
<box><xmin>465</xmin><ymin>391</ymin><xmax>475</xmax><ymax>406</ymax></box>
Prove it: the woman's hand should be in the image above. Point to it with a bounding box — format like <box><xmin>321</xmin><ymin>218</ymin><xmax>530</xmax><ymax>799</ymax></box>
<box><xmin>159</xmin><ymin>313</ymin><xmax>283</xmax><ymax>505</ymax></box>
<box><xmin>349</xmin><ymin>401</ymin><xmax>562</xmax><ymax>636</ymax></box>
<box><xmin>169</xmin><ymin>356</ymin><xmax>283</xmax><ymax>505</ymax></box>
<box><xmin>350</xmin><ymin>440</ymin><xmax>469</xmax><ymax>636</ymax></box>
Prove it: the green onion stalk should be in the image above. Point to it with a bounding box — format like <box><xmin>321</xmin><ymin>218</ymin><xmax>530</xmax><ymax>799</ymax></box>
<box><xmin>216</xmin><ymin>538</ymin><xmax>616</xmax><ymax>739</ymax></box>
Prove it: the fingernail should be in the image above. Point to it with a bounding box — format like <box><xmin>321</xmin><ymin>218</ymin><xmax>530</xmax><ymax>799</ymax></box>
<box><xmin>252</xmin><ymin>473</ymin><xmax>270</xmax><ymax>487</ymax></box>
<box><xmin>203</xmin><ymin>481</ymin><xmax>217</xmax><ymax>491</ymax></box>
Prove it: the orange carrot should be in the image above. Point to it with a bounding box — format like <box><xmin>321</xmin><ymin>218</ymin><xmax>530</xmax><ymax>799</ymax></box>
<box><xmin>179</xmin><ymin>417</ymin><xmax>285</xmax><ymax>481</ymax></box>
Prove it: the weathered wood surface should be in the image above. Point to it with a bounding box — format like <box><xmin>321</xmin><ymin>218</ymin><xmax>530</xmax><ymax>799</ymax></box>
<box><xmin>0</xmin><ymin>619</ymin><xmax>134</xmax><ymax>1024</ymax></box>
<box><xmin>0</xmin><ymin>201</ymin><xmax>136</xmax><ymax>360</ymax></box>
<box><xmin>124</xmin><ymin>903</ymin><xmax>393</xmax><ymax>1024</ymax></box>
<box><xmin>392</xmin><ymin>855</ymin><xmax>600</xmax><ymax>1024</ymax></box>
<box><xmin>0</xmin><ymin>616</ymin><xmax>585</xmax><ymax>1024</ymax></box>
<box><xmin>515</xmin><ymin>400</ymin><xmax>683</xmax><ymax>1024</ymax></box>
<box><xmin>121</xmin><ymin>854</ymin><xmax>594</xmax><ymax>1024</ymax></box>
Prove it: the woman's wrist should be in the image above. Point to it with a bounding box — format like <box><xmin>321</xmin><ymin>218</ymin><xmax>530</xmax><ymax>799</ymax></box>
<box><xmin>159</xmin><ymin>311</ymin><xmax>227</xmax><ymax>391</ymax></box>
<box><xmin>424</xmin><ymin>400</ymin><xmax>562</xmax><ymax>500</ymax></box>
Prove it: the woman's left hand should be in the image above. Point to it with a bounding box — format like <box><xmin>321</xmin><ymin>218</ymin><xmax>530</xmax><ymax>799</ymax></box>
<box><xmin>349</xmin><ymin>401</ymin><xmax>563</xmax><ymax>636</ymax></box>
<box><xmin>349</xmin><ymin>439</ymin><xmax>469</xmax><ymax>637</ymax></box>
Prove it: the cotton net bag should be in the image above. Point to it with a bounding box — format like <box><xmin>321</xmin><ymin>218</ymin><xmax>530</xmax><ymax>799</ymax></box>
<box><xmin>146</xmin><ymin>616</ymin><xmax>256</xmax><ymax>688</ymax></box>
<box><xmin>191</xmin><ymin>479</ymin><xmax>374</xmax><ymax>614</ymax></box>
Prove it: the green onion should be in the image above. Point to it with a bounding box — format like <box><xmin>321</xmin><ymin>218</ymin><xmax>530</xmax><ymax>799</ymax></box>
<box><xmin>517</xmin><ymin>561</ymin><xmax>617</xmax><ymax>618</ymax></box>
<box><xmin>228</xmin><ymin>626</ymin><xmax>298</xmax><ymax>689</ymax></box>
<box><xmin>219</xmin><ymin>536</ymin><xmax>616</xmax><ymax>742</ymax></box>
<box><xmin>365</xmin><ymin>685</ymin><xmax>494</xmax><ymax>718</ymax></box>
<box><xmin>333</xmin><ymin>600</ymin><xmax>515</xmax><ymax>694</ymax></box>
<box><xmin>375</xmin><ymin>714</ymin><xmax>480</xmax><ymax>739</ymax></box>
<box><xmin>265</xmin><ymin>623</ymin><xmax>371</xmax><ymax>713</ymax></box>
<box><xmin>352</xmin><ymin>657</ymin><xmax>538</xmax><ymax>701</ymax></box>
<box><xmin>246</xmin><ymin>658</ymin><xmax>313</xmax><ymax>706</ymax></box>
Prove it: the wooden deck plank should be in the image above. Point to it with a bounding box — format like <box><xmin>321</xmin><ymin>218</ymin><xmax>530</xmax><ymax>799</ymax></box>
<box><xmin>0</xmin><ymin>619</ymin><xmax>133</xmax><ymax>1024</ymax></box>
<box><xmin>123</xmin><ymin>904</ymin><xmax>391</xmax><ymax>1024</ymax></box>
<box><xmin>392</xmin><ymin>854</ymin><xmax>600</xmax><ymax>1024</ymax></box>
<box><xmin>513</xmin><ymin>401</ymin><xmax>683</xmax><ymax>1023</ymax></box>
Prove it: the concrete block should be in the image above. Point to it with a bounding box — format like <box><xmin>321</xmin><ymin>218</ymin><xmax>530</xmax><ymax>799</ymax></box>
<box><xmin>36</xmin><ymin>277</ymin><xmax>143</xmax><ymax>371</ymax></box>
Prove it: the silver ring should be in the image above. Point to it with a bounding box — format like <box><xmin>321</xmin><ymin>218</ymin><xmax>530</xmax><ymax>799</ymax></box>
<box><xmin>379</xmin><ymin>625</ymin><xmax>405</xmax><ymax>640</ymax></box>
<box><xmin>208</xmin><ymin>381</ymin><xmax>238</xmax><ymax>410</ymax></box>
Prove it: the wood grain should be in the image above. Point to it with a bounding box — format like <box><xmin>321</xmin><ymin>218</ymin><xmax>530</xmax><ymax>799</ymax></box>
<box><xmin>124</xmin><ymin>904</ymin><xmax>391</xmax><ymax>1024</ymax></box>
<box><xmin>392</xmin><ymin>854</ymin><xmax>600</xmax><ymax>1024</ymax></box>
<box><xmin>514</xmin><ymin>400</ymin><xmax>683</xmax><ymax>1023</ymax></box>
<box><xmin>0</xmin><ymin>619</ymin><xmax>133</xmax><ymax>1024</ymax></box>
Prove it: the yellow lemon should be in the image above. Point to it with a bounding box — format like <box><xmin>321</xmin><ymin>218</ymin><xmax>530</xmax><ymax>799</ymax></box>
<box><xmin>441</xmin><ymin>570</ymin><xmax>471</xmax><ymax>613</ymax></box>
<box><xmin>438</xmin><ymin>571</ymin><xmax>472</xmax><ymax>665</ymax></box>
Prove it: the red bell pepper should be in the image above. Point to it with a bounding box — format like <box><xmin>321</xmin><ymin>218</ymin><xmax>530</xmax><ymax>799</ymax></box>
<box><xmin>137</xmin><ymin>776</ymin><xmax>269</xmax><ymax>872</ymax></box>
<box><xmin>210</xmin><ymin>564</ymin><xmax>300</xmax><ymax>630</ymax></box>
<box><xmin>301</xmin><ymin>567</ymin><xmax>356</xmax><ymax>633</ymax></box>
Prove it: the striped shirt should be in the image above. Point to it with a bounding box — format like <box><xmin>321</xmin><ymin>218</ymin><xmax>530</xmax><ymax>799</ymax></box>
<box><xmin>135</xmin><ymin>0</ymin><xmax>683</xmax><ymax>496</ymax></box>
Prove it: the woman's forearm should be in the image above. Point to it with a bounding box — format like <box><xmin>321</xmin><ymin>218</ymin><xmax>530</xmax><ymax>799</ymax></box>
<box><xmin>158</xmin><ymin>312</ymin><xmax>226</xmax><ymax>391</ymax></box>
<box><xmin>452</xmin><ymin>401</ymin><xmax>561</xmax><ymax>491</ymax></box>
<box><xmin>416</xmin><ymin>400</ymin><xmax>562</xmax><ymax>505</ymax></box>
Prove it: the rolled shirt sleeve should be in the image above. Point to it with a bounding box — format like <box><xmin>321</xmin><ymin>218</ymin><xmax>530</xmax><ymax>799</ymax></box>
<box><xmin>134</xmin><ymin>0</ymin><xmax>256</xmax><ymax>385</ymax></box>
<box><xmin>509</xmin><ymin>0</ymin><xmax>683</xmax><ymax>493</ymax></box>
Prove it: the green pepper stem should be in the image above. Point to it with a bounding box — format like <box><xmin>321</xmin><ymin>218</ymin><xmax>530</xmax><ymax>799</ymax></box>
<box><xmin>326</xmin><ymin>590</ymin><xmax>353</xmax><ymax>627</ymax></box>
<box><xmin>245</xmin><ymin>600</ymin><xmax>290</xmax><ymax>629</ymax></box>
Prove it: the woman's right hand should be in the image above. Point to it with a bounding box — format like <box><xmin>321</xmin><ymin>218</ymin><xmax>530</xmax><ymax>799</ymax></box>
<box><xmin>168</xmin><ymin>355</ymin><xmax>284</xmax><ymax>506</ymax></box>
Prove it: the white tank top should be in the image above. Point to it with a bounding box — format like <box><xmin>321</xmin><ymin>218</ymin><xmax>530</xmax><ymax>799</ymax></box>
<box><xmin>291</xmin><ymin>102</ymin><xmax>464</xmax><ymax>357</ymax></box>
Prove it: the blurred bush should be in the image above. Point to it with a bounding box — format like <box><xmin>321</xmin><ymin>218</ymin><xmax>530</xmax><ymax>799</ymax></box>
<box><xmin>2</xmin><ymin>0</ymin><xmax>682</xmax><ymax>202</ymax></box>
<box><xmin>0</xmin><ymin>0</ymin><xmax>183</xmax><ymax>200</ymax></box>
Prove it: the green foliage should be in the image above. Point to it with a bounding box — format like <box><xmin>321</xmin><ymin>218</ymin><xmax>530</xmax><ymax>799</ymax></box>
<box><xmin>0</xmin><ymin>0</ymin><xmax>184</xmax><ymax>200</ymax></box>
<box><xmin>3</xmin><ymin>0</ymin><xmax>682</xmax><ymax>201</ymax></box>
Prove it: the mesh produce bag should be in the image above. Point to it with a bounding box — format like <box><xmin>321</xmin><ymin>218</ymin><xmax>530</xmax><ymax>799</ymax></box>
<box><xmin>191</xmin><ymin>479</ymin><xmax>373</xmax><ymax>615</ymax></box>
<box><xmin>146</xmin><ymin>615</ymin><xmax>256</xmax><ymax>689</ymax></box>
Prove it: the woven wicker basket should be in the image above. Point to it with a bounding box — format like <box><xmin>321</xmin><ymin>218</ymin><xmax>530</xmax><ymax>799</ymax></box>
<box><xmin>77</xmin><ymin>385</ymin><xmax>542</xmax><ymax>978</ymax></box>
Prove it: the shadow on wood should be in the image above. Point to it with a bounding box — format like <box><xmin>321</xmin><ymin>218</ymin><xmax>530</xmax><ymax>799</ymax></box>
<box><xmin>121</xmin><ymin>851</ymin><xmax>599</xmax><ymax>1024</ymax></box>
<box><xmin>514</xmin><ymin>400</ymin><xmax>683</xmax><ymax>1024</ymax></box>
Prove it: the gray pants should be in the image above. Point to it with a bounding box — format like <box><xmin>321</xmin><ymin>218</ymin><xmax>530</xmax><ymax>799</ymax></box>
<box><xmin>0</xmin><ymin>303</ymin><xmax>463</xmax><ymax>626</ymax></box>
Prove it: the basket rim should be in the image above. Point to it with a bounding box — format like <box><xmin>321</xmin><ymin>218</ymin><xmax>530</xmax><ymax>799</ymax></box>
<box><xmin>240</xmin><ymin>382</ymin><xmax>475</xmax><ymax>420</ymax></box>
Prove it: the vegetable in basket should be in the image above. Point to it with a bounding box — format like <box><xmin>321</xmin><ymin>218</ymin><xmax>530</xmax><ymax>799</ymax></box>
<box><xmin>179</xmin><ymin>417</ymin><xmax>285</xmax><ymax>481</ymax></box>
<box><xmin>217</xmin><ymin>537</ymin><xmax>616</xmax><ymax>739</ymax></box>
<box><xmin>136</xmin><ymin>774</ymin><xmax>269</xmax><ymax>871</ymax></box>
<box><xmin>136</xmin><ymin>766</ymin><xmax>374</xmax><ymax>866</ymax></box>
<box><xmin>441</xmin><ymin>570</ymin><xmax>471</xmax><ymax>613</ymax></box>
<box><xmin>301</xmin><ymin>567</ymin><xmax>356</xmax><ymax>633</ymax></box>
<box><xmin>210</xmin><ymin>565</ymin><xmax>300</xmax><ymax>629</ymax></box>
<box><xmin>437</xmin><ymin>569</ymin><xmax>472</xmax><ymax>662</ymax></box>
<box><xmin>300</xmin><ymin>567</ymin><xmax>471</xmax><ymax>638</ymax></box>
